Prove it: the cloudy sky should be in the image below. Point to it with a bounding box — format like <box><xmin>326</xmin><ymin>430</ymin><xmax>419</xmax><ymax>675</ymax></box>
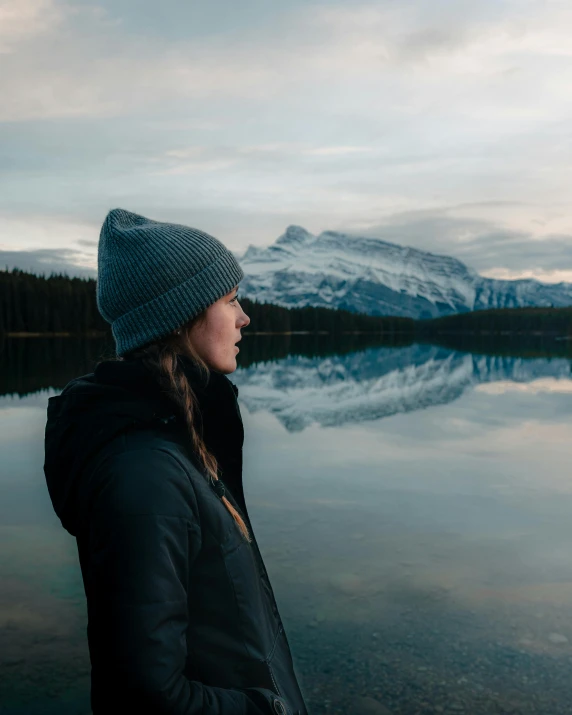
<box><xmin>1</xmin><ymin>0</ymin><xmax>571</xmax><ymax>281</ymax></box>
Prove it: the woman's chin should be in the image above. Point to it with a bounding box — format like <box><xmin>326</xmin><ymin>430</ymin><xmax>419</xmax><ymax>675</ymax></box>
<box><xmin>210</xmin><ymin>356</ymin><xmax>238</xmax><ymax>375</ymax></box>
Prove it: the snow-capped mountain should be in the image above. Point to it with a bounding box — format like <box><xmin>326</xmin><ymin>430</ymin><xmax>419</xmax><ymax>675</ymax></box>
<box><xmin>232</xmin><ymin>344</ymin><xmax>571</xmax><ymax>432</ymax></box>
<box><xmin>238</xmin><ymin>226</ymin><xmax>572</xmax><ymax>319</ymax></box>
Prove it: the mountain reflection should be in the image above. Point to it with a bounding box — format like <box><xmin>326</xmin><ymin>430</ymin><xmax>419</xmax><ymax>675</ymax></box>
<box><xmin>1</xmin><ymin>338</ymin><xmax>570</xmax><ymax>432</ymax></box>
<box><xmin>232</xmin><ymin>344</ymin><xmax>572</xmax><ymax>431</ymax></box>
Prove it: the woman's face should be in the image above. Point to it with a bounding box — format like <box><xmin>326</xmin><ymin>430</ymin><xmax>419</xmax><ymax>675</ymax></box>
<box><xmin>187</xmin><ymin>285</ymin><xmax>250</xmax><ymax>374</ymax></box>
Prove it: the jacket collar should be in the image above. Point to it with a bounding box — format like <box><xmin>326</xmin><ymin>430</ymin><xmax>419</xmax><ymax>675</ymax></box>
<box><xmin>93</xmin><ymin>354</ymin><xmax>239</xmax><ymax>417</ymax></box>
<box><xmin>96</xmin><ymin>354</ymin><xmax>247</xmax><ymax>514</ymax></box>
<box><xmin>44</xmin><ymin>354</ymin><xmax>244</xmax><ymax>537</ymax></box>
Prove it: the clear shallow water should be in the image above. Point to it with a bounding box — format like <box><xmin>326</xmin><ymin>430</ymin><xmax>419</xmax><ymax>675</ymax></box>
<box><xmin>2</xmin><ymin>339</ymin><xmax>572</xmax><ymax>714</ymax></box>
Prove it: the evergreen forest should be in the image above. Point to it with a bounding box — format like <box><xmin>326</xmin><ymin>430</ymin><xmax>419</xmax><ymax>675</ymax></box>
<box><xmin>0</xmin><ymin>267</ymin><xmax>412</xmax><ymax>336</ymax></box>
<box><xmin>1</xmin><ymin>267</ymin><xmax>572</xmax><ymax>343</ymax></box>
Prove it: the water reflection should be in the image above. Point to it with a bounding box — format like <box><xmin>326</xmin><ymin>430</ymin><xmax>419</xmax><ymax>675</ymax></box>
<box><xmin>1</xmin><ymin>337</ymin><xmax>572</xmax><ymax>715</ymax></box>
<box><xmin>232</xmin><ymin>344</ymin><xmax>571</xmax><ymax>431</ymax></box>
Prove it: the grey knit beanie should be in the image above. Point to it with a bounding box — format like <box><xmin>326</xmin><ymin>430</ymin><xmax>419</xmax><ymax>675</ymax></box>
<box><xmin>96</xmin><ymin>208</ymin><xmax>244</xmax><ymax>357</ymax></box>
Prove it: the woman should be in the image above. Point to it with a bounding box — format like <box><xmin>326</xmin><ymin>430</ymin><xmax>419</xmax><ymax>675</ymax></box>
<box><xmin>43</xmin><ymin>208</ymin><xmax>308</xmax><ymax>715</ymax></box>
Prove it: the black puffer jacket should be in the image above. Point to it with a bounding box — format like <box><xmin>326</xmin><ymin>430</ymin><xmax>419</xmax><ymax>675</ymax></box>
<box><xmin>43</xmin><ymin>355</ymin><xmax>308</xmax><ymax>715</ymax></box>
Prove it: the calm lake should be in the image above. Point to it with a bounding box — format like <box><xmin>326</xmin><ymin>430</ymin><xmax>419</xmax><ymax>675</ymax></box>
<box><xmin>2</xmin><ymin>335</ymin><xmax>572</xmax><ymax>715</ymax></box>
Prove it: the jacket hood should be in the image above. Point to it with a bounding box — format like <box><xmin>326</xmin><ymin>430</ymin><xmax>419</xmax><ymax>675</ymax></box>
<box><xmin>43</xmin><ymin>356</ymin><xmax>240</xmax><ymax>536</ymax></box>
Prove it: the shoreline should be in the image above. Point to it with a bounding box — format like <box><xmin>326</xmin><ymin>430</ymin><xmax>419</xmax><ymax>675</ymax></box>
<box><xmin>2</xmin><ymin>330</ymin><xmax>412</xmax><ymax>338</ymax></box>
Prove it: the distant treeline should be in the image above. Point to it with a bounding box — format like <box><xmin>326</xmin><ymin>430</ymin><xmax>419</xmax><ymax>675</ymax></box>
<box><xmin>0</xmin><ymin>267</ymin><xmax>109</xmax><ymax>334</ymax></box>
<box><xmin>1</xmin><ymin>267</ymin><xmax>572</xmax><ymax>339</ymax></box>
<box><xmin>237</xmin><ymin>297</ymin><xmax>410</xmax><ymax>334</ymax></box>
<box><xmin>417</xmin><ymin>306</ymin><xmax>572</xmax><ymax>337</ymax></box>
<box><xmin>0</xmin><ymin>267</ymin><xmax>412</xmax><ymax>336</ymax></box>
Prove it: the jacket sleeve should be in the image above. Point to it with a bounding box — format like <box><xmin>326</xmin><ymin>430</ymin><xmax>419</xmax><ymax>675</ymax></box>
<box><xmin>87</xmin><ymin>447</ymin><xmax>293</xmax><ymax>715</ymax></box>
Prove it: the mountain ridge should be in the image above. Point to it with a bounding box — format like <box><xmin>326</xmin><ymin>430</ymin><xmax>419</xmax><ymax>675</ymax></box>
<box><xmin>238</xmin><ymin>226</ymin><xmax>572</xmax><ymax>319</ymax></box>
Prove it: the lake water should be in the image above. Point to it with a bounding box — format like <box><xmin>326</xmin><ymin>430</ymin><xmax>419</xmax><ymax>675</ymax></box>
<box><xmin>2</xmin><ymin>336</ymin><xmax>572</xmax><ymax>715</ymax></box>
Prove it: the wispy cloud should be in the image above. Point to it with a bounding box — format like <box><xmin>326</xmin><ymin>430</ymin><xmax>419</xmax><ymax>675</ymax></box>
<box><xmin>155</xmin><ymin>143</ymin><xmax>375</xmax><ymax>175</ymax></box>
<box><xmin>0</xmin><ymin>247</ymin><xmax>96</xmax><ymax>277</ymax></box>
<box><xmin>4</xmin><ymin>0</ymin><xmax>572</xmax><ymax>121</ymax></box>
<box><xmin>0</xmin><ymin>0</ymin><xmax>571</xmax><ymax>282</ymax></box>
<box><xmin>0</xmin><ymin>0</ymin><xmax>63</xmax><ymax>54</ymax></box>
<box><xmin>351</xmin><ymin>206</ymin><xmax>572</xmax><ymax>281</ymax></box>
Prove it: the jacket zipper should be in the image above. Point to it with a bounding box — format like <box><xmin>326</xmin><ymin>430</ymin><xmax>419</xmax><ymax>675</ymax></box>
<box><xmin>265</xmin><ymin>625</ymin><xmax>284</xmax><ymax>697</ymax></box>
<box><xmin>268</xmin><ymin>665</ymin><xmax>282</xmax><ymax>698</ymax></box>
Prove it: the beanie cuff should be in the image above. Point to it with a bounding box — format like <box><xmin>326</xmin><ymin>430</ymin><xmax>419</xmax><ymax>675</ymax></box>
<box><xmin>112</xmin><ymin>252</ymin><xmax>244</xmax><ymax>356</ymax></box>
